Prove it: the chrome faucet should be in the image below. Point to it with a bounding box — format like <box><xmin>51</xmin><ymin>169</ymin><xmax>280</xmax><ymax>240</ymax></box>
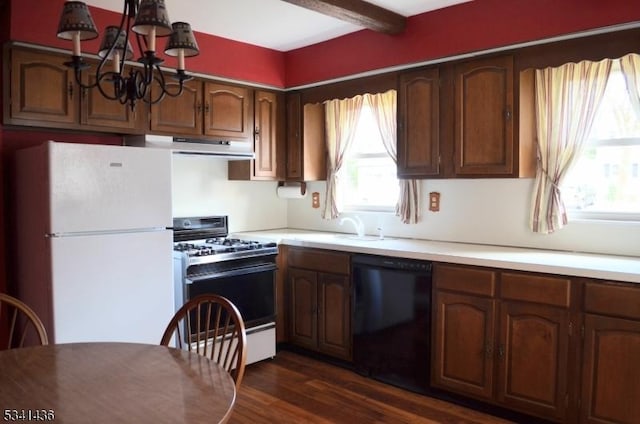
<box><xmin>339</xmin><ymin>216</ymin><xmax>364</xmax><ymax>238</ymax></box>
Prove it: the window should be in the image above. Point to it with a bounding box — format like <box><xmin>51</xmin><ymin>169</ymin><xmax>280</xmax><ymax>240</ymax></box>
<box><xmin>561</xmin><ymin>60</ymin><xmax>640</xmax><ymax>220</ymax></box>
<box><xmin>338</xmin><ymin>104</ymin><xmax>399</xmax><ymax>212</ymax></box>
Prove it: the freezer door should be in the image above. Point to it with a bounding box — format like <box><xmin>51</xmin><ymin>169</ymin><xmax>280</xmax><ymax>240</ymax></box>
<box><xmin>49</xmin><ymin>142</ymin><xmax>172</xmax><ymax>233</ymax></box>
<box><xmin>50</xmin><ymin>230</ymin><xmax>174</xmax><ymax>344</ymax></box>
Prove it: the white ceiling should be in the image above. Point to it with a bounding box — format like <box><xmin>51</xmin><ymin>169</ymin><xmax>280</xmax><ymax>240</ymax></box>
<box><xmin>83</xmin><ymin>0</ymin><xmax>472</xmax><ymax>51</ymax></box>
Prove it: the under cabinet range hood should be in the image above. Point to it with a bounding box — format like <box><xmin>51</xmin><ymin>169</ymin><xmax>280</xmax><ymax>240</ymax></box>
<box><xmin>125</xmin><ymin>134</ymin><xmax>254</xmax><ymax>158</ymax></box>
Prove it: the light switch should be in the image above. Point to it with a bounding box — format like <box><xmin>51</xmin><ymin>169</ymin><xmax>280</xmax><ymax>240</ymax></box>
<box><xmin>429</xmin><ymin>192</ymin><xmax>440</xmax><ymax>212</ymax></box>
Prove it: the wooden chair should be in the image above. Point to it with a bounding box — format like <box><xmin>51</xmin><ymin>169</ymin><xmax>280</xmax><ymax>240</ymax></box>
<box><xmin>0</xmin><ymin>293</ymin><xmax>49</xmax><ymax>349</ymax></box>
<box><xmin>160</xmin><ymin>294</ymin><xmax>247</xmax><ymax>388</ymax></box>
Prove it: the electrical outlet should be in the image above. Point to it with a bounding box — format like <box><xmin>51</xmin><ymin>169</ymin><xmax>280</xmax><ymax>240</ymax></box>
<box><xmin>429</xmin><ymin>192</ymin><xmax>440</xmax><ymax>212</ymax></box>
<box><xmin>312</xmin><ymin>192</ymin><xmax>320</xmax><ymax>208</ymax></box>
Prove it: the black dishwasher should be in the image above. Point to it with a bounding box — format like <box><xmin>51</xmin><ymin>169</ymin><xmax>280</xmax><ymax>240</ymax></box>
<box><xmin>352</xmin><ymin>254</ymin><xmax>432</xmax><ymax>394</ymax></box>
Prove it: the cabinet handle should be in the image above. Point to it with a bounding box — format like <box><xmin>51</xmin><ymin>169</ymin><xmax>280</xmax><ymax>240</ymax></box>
<box><xmin>498</xmin><ymin>344</ymin><xmax>505</xmax><ymax>359</ymax></box>
<box><xmin>204</xmin><ymin>103</ymin><xmax>210</xmax><ymax>113</ymax></box>
<box><xmin>196</xmin><ymin>102</ymin><xmax>202</xmax><ymax>113</ymax></box>
<box><xmin>254</xmin><ymin>127</ymin><xmax>260</xmax><ymax>137</ymax></box>
<box><xmin>505</xmin><ymin>107</ymin><xmax>512</xmax><ymax>121</ymax></box>
<box><xmin>68</xmin><ymin>82</ymin><xmax>73</xmax><ymax>99</ymax></box>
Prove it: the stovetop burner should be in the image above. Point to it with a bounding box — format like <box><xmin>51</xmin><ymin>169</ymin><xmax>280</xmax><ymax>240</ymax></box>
<box><xmin>172</xmin><ymin>216</ymin><xmax>278</xmax><ymax>265</ymax></box>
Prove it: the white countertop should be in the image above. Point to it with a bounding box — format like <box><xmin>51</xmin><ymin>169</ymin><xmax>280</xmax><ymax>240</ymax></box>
<box><xmin>232</xmin><ymin>228</ymin><xmax>640</xmax><ymax>284</ymax></box>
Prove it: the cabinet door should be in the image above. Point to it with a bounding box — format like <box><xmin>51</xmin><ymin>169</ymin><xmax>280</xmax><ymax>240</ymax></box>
<box><xmin>9</xmin><ymin>49</ymin><xmax>79</xmax><ymax>126</ymax></box>
<box><xmin>454</xmin><ymin>55</ymin><xmax>514</xmax><ymax>176</ymax></box>
<box><xmin>150</xmin><ymin>78</ymin><xmax>202</xmax><ymax>135</ymax></box>
<box><xmin>289</xmin><ymin>268</ymin><xmax>318</xmax><ymax>350</ymax></box>
<box><xmin>253</xmin><ymin>90</ymin><xmax>279</xmax><ymax>178</ymax></box>
<box><xmin>285</xmin><ymin>92</ymin><xmax>303</xmax><ymax>180</ymax></box>
<box><xmin>318</xmin><ymin>273</ymin><xmax>351</xmax><ymax>360</ymax></box>
<box><xmin>581</xmin><ymin>314</ymin><xmax>640</xmax><ymax>424</ymax></box>
<box><xmin>397</xmin><ymin>67</ymin><xmax>441</xmax><ymax>177</ymax></box>
<box><xmin>204</xmin><ymin>82</ymin><xmax>253</xmax><ymax>141</ymax></box>
<box><xmin>497</xmin><ymin>301</ymin><xmax>570</xmax><ymax>422</ymax></box>
<box><xmin>81</xmin><ymin>63</ymin><xmax>143</xmax><ymax>131</ymax></box>
<box><xmin>285</xmin><ymin>94</ymin><xmax>327</xmax><ymax>181</ymax></box>
<box><xmin>433</xmin><ymin>290</ymin><xmax>496</xmax><ymax>401</ymax></box>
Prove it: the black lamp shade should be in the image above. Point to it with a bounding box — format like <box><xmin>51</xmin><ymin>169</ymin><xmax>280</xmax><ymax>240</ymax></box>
<box><xmin>132</xmin><ymin>0</ymin><xmax>173</xmax><ymax>37</ymax></box>
<box><xmin>57</xmin><ymin>1</ymin><xmax>98</xmax><ymax>40</ymax></box>
<box><xmin>165</xmin><ymin>22</ymin><xmax>200</xmax><ymax>57</ymax></box>
<box><xmin>98</xmin><ymin>26</ymin><xmax>134</xmax><ymax>60</ymax></box>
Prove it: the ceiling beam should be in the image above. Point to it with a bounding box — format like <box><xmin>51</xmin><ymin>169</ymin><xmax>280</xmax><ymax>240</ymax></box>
<box><xmin>281</xmin><ymin>0</ymin><xmax>406</xmax><ymax>35</ymax></box>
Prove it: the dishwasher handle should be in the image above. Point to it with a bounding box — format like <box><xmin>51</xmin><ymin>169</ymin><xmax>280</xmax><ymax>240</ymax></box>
<box><xmin>352</xmin><ymin>254</ymin><xmax>432</xmax><ymax>273</ymax></box>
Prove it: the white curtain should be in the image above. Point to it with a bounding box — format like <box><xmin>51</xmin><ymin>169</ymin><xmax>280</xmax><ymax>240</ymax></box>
<box><xmin>366</xmin><ymin>90</ymin><xmax>421</xmax><ymax>224</ymax></box>
<box><xmin>620</xmin><ymin>53</ymin><xmax>640</xmax><ymax>119</ymax></box>
<box><xmin>530</xmin><ymin>59</ymin><xmax>612</xmax><ymax>233</ymax></box>
<box><xmin>322</xmin><ymin>95</ymin><xmax>364</xmax><ymax>219</ymax></box>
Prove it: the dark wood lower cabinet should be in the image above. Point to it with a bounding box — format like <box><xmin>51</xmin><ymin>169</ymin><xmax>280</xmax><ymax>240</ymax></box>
<box><xmin>317</xmin><ymin>273</ymin><xmax>351</xmax><ymax>359</ymax></box>
<box><xmin>433</xmin><ymin>291</ymin><xmax>496</xmax><ymax>401</ymax></box>
<box><xmin>581</xmin><ymin>314</ymin><xmax>640</xmax><ymax>424</ymax></box>
<box><xmin>287</xmin><ymin>248</ymin><xmax>351</xmax><ymax>361</ymax></box>
<box><xmin>497</xmin><ymin>301</ymin><xmax>570</xmax><ymax>422</ymax></box>
<box><xmin>432</xmin><ymin>264</ymin><xmax>574</xmax><ymax>423</ymax></box>
<box><xmin>289</xmin><ymin>268</ymin><xmax>318</xmax><ymax>350</ymax></box>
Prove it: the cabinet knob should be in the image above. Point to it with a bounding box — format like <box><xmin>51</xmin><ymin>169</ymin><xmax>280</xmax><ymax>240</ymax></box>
<box><xmin>484</xmin><ymin>343</ymin><xmax>493</xmax><ymax>357</ymax></box>
<box><xmin>505</xmin><ymin>108</ymin><xmax>512</xmax><ymax>121</ymax></box>
<box><xmin>498</xmin><ymin>344</ymin><xmax>505</xmax><ymax>359</ymax></box>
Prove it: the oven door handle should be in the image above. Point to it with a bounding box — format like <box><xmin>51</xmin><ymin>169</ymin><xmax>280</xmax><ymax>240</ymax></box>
<box><xmin>185</xmin><ymin>263</ymin><xmax>277</xmax><ymax>284</ymax></box>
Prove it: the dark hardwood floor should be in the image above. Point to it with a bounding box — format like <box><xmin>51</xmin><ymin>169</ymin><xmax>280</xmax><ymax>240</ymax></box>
<box><xmin>229</xmin><ymin>350</ymin><xmax>515</xmax><ymax>424</ymax></box>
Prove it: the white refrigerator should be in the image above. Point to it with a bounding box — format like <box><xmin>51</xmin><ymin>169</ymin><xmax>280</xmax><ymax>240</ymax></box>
<box><xmin>15</xmin><ymin>141</ymin><xmax>174</xmax><ymax>344</ymax></box>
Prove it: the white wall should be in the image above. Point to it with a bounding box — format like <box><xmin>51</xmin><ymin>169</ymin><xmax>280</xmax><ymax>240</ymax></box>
<box><xmin>287</xmin><ymin>179</ymin><xmax>640</xmax><ymax>257</ymax></box>
<box><xmin>170</xmin><ymin>155</ymin><xmax>639</xmax><ymax>257</ymax></box>
<box><xmin>171</xmin><ymin>155</ymin><xmax>287</xmax><ymax>233</ymax></box>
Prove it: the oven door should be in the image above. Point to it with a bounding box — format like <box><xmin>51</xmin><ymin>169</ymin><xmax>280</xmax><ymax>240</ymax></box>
<box><xmin>183</xmin><ymin>260</ymin><xmax>276</xmax><ymax>329</ymax></box>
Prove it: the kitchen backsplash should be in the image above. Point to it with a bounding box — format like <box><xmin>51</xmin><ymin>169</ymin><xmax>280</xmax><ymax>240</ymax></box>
<box><xmin>171</xmin><ymin>155</ymin><xmax>639</xmax><ymax>257</ymax></box>
<box><xmin>171</xmin><ymin>155</ymin><xmax>287</xmax><ymax>233</ymax></box>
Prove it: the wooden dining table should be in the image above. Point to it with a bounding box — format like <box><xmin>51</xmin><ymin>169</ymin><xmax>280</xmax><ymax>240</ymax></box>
<box><xmin>0</xmin><ymin>342</ymin><xmax>236</xmax><ymax>423</ymax></box>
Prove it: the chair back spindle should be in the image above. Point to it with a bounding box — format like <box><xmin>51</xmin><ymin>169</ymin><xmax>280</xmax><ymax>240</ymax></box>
<box><xmin>0</xmin><ymin>293</ymin><xmax>49</xmax><ymax>349</ymax></box>
<box><xmin>161</xmin><ymin>294</ymin><xmax>247</xmax><ymax>388</ymax></box>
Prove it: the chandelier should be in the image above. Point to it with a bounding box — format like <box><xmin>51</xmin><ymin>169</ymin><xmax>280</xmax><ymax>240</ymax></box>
<box><xmin>56</xmin><ymin>0</ymin><xmax>200</xmax><ymax>110</ymax></box>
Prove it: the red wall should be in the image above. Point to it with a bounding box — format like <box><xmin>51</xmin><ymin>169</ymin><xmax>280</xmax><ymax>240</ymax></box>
<box><xmin>285</xmin><ymin>0</ymin><xmax>640</xmax><ymax>87</ymax></box>
<box><xmin>10</xmin><ymin>0</ymin><xmax>286</xmax><ymax>88</ymax></box>
<box><xmin>7</xmin><ymin>0</ymin><xmax>640</xmax><ymax>88</ymax></box>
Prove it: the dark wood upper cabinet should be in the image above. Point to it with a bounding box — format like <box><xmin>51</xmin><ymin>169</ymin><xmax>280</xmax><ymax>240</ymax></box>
<box><xmin>82</xmin><ymin>69</ymin><xmax>144</xmax><ymax>130</ymax></box>
<box><xmin>5</xmin><ymin>47</ymin><xmax>144</xmax><ymax>132</ymax></box>
<box><xmin>150</xmin><ymin>78</ymin><xmax>202</xmax><ymax>135</ymax></box>
<box><xmin>396</xmin><ymin>55</ymin><xmax>526</xmax><ymax>179</ymax></box>
<box><xmin>285</xmin><ymin>92</ymin><xmax>326</xmax><ymax>181</ymax></box>
<box><xmin>253</xmin><ymin>90</ymin><xmax>280</xmax><ymax>179</ymax></box>
<box><xmin>228</xmin><ymin>89</ymin><xmax>284</xmax><ymax>181</ymax></box>
<box><xmin>151</xmin><ymin>79</ymin><xmax>253</xmax><ymax>141</ymax></box>
<box><xmin>7</xmin><ymin>48</ymin><xmax>79</xmax><ymax>126</ymax></box>
<box><xmin>204</xmin><ymin>82</ymin><xmax>253</xmax><ymax>141</ymax></box>
<box><xmin>397</xmin><ymin>67</ymin><xmax>441</xmax><ymax>178</ymax></box>
<box><xmin>454</xmin><ymin>55</ymin><xmax>514</xmax><ymax>176</ymax></box>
